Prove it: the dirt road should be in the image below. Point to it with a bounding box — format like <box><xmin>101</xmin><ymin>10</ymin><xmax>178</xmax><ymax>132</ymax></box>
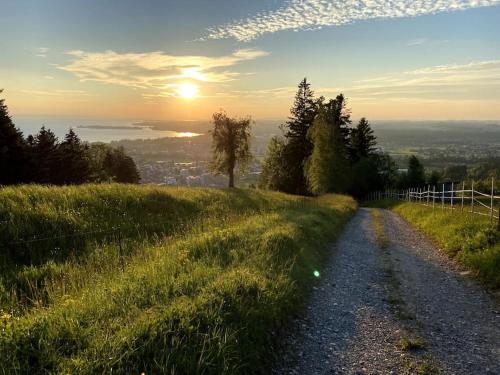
<box><xmin>273</xmin><ymin>208</ymin><xmax>500</xmax><ymax>375</ymax></box>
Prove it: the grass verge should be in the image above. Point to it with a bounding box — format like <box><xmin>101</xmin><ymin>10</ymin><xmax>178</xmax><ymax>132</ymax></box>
<box><xmin>0</xmin><ymin>184</ymin><xmax>356</xmax><ymax>374</ymax></box>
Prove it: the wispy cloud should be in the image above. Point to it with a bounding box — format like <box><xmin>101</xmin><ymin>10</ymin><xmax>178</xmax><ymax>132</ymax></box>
<box><xmin>58</xmin><ymin>49</ymin><xmax>269</xmax><ymax>90</ymax></box>
<box><xmin>350</xmin><ymin>60</ymin><xmax>500</xmax><ymax>100</ymax></box>
<box><xmin>230</xmin><ymin>60</ymin><xmax>500</xmax><ymax>101</ymax></box>
<box><xmin>406</xmin><ymin>38</ymin><xmax>427</xmax><ymax>46</ymax></box>
<box><xmin>36</xmin><ymin>47</ymin><xmax>50</xmax><ymax>58</ymax></box>
<box><xmin>22</xmin><ymin>89</ymin><xmax>88</xmax><ymax>96</ymax></box>
<box><xmin>204</xmin><ymin>0</ymin><xmax>500</xmax><ymax>41</ymax></box>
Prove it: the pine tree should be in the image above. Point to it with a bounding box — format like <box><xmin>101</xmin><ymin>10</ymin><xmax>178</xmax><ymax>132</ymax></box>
<box><xmin>407</xmin><ymin>155</ymin><xmax>425</xmax><ymax>187</ymax></box>
<box><xmin>32</xmin><ymin>126</ymin><xmax>59</xmax><ymax>183</ymax></box>
<box><xmin>350</xmin><ymin>117</ymin><xmax>377</xmax><ymax>161</ymax></box>
<box><xmin>0</xmin><ymin>90</ymin><xmax>28</xmax><ymax>184</ymax></box>
<box><xmin>282</xmin><ymin>78</ymin><xmax>320</xmax><ymax>194</ymax></box>
<box><xmin>58</xmin><ymin>128</ymin><xmax>90</xmax><ymax>184</ymax></box>
<box><xmin>305</xmin><ymin>106</ymin><xmax>349</xmax><ymax>195</ymax></box>
<box><xmin>103</xmin><ymin>147</ymin><xmax>140</xmax><ymax>183</ymax></box>
<box><xmin>324</xmin><ymin>94</ymin><xmax>351</xmax><ymax>144</ymax></box>
<box><xmin>285</xmin><ymin>78</ymin><xmax>318</xmax><ymax>141</ymax></box>
<box><xmin>259</xmin><ymin>136</ymin><xmax>290</xmax><ymax>191</ymax></box>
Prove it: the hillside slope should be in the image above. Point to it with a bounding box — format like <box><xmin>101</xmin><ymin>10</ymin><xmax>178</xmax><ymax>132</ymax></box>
<box><xmin>0</xmin><ymin>184</ymin><xmax>356</xmax><ymax>374</ymax></box>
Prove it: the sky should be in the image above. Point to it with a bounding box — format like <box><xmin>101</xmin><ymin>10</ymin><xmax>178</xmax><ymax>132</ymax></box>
<box><xmin>2</xmin><ymin>0</ymin><xmax>500</xmax><ymax>123</ymax></box>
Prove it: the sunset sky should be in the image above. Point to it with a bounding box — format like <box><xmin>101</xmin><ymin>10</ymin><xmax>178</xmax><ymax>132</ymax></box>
<box><xmin>2</xmin><ymin>0</ymin><xmax>500</xmax><ymax>122</ymax></box>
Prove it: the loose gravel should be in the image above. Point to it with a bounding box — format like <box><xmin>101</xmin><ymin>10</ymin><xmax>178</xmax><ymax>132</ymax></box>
<box><xmin>382</xmin><ymin>209</ymin><xmax>500</xmax><ymax>375</ymax></box>
<box><xmin>273</xmin><ymin>208</ymin><xmax>500</xmax><ymax>375</ymax></box>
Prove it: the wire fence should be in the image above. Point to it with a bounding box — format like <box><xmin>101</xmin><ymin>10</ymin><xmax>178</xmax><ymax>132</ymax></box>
<box><xmin>367</xmin><ymin>177</ymin><xmax>500</xmax><ymax>229</ymax></box>
<box><xmin>3</xmin><ymin>219</ymin><xmax>197</xmax><ymax>267</ymax></box>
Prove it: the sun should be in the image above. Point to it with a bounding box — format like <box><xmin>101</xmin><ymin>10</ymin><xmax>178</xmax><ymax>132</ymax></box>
<box><xmin>177</xmin><ymin>82</ymin><xmax>199</xmax><ymax>99</ymax></box>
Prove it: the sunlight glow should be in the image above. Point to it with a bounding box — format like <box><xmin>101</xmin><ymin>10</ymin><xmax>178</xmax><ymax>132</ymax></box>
<box><xmin>177</xmin><ymin>82</ymin><xmax>199</xmax><ymax>99</ymax></box>
<box><xmin>175</xmin><ymin>132</ymin><xmax>200</xmax><ymax>138</ymax></box>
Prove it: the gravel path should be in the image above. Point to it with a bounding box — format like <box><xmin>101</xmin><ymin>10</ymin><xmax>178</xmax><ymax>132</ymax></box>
<box><xmin>382</xmin><ymin>209</ymin><xmax>500</xmax><ymax>375</ymax></box>
<box><xmin>273</xmin><ymin>208</ymin><xmax>500</xmax><ymax>375</ymax></box>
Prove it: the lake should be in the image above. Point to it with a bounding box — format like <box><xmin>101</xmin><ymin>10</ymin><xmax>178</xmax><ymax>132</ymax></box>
<box><xmin>13</xmin><ymin>116</ymin><xmax>200</xmax><ymax>143</ymax></box>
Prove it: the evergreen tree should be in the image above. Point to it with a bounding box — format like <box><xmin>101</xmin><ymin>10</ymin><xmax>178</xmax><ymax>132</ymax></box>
<box><xmin>324</xmin><ymin>94</ymin><xmax>351</xmax><ymax>144</ymax></box>
<box><xmin>58</xmin><ymin>129</ymin><xmax>90</xmax><ymax>184</ymax></box>
<box><xmin>103</xmin><ymin>147</ymin><xmax>140</xmax><ymax>184</ymax></box>
<box><xmin>0</xmin><ymin>90</ymin><xmax>28</xmax><ymax>184</ymax></box>
<box><xmin>407</xmin><ymin>155</ymin><xmax>425</xmax><ymax>187</ymax></box>
<box><xmin>32</xmin><ymin>126</ymin><xmax>60</xmax><ymax>183</ymax></box>
<box><xmin>258</xmin><ymin>136</ymin><xmax>290</xmax><ymax>191</ymax></box>
<box><xmin>305</xmin><ymin>106</ymin><xmax>349</xmax><ymax>195</ymax></box>
<box><xmin>282</xmin><ymin>78</ymin><xmax>320</xmax><ymax>194</ymax></box>
<box><xmin>350</xmin><ymin>117</ymin><xmax>377</xmax><ymax>161</ymax></box>
<box><xmin>427</xmin><ymin>170</ymin><xmax>441</xmax><ymax>186</ymax></box>
<box><xmin>209</xmin><ymin>111</ymin><xmax>252</xmax><ymax>188</ymax></box>
<box><xmin>114</xmin><ymin>153</ymin><xmax>140</xmax><ymax>183</ymax></box>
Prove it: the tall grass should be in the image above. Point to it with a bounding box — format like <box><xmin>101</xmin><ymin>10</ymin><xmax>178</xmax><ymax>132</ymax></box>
<box><xmin>0</xmin><ymin>184</ymin><xmax>356</xmax><ymax>374</ymax></box>
<box><xmin>370</xmin><ymin>200</ymin><xmax>500</xmax><ymax>288</ymax></box>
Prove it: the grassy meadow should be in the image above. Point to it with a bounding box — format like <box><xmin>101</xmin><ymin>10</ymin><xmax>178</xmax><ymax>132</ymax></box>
<box><xmin>0</xmin><ymin>184</ymin><xmax>356</xmax><ymax>374</ymax></box>
<box><xmin>370</xmin><ymin>200</ymin><xmax>500</xmax><ymax>288</ymax></box>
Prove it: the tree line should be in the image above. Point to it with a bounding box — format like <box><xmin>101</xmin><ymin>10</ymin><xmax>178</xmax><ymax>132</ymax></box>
<box><xmin>0</xmin><ymin>90</ymin><xmax>140</xmax><ymax>185</ymax></box>
<box><xmin>258</xmin><ymin>78</ymin><xmax>398</xmax><ymax>197</ymax></box>
<box><xmin>208</xmin><ymin>79</ymin><xmax>435</xmax><ymax>196</ymax></box>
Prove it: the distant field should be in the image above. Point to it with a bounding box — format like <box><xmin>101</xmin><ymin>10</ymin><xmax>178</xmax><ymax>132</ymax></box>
<box><xmin>368</xmin><ymin>200</ymin><xmax>500</xmax><ymax>288</ymax></box>
<box><xmin>0</xmin><ymin>184</ymin><xmax>356</xmax><ymax>374</ymax></box>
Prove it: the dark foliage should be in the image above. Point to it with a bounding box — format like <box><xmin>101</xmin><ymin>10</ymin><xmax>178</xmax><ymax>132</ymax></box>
<box><xmin>0</xmin><ymin>91</ymin><xmax>140</xmax><ymax>185</ymax></box>
<box><xmin>350</xmin><ymin>117</ymin><xmax>377</xmax><ymax>161</ymax></box>
<box><xmin>103</xmin><ymin>146</ymin><xmax>141</xmax><ymax>184</ymax></box>
<box><xmin>260</xmin><ymin>78</ymin><xmax>321</xmax><ymax>195</ymax></box>
<box><xmin>406</xmin><ymin>155</ymin><xmax>426</xmax><ymax>187</ymax></box>
<box><xmin>282</xmin><ymin>78</ymin><xmax>321</xmax><ymax>194</ymax></box>
<box><xmin>0</xmin><ymin>90</ymin><xmax>29</xmax><ymax>184</ymax></box>
<box><xmin>260</xmin><ymin>80</ymin><xmax>402</xmax><ymax>197</ymax></box>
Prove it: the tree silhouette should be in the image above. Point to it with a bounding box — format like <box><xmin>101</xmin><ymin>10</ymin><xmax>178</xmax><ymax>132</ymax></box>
<box><xmin>209</xmin><ymin>111</ymin><xmax>252</xmax><ymax>188</ymax></box>
<box><xmin>103</xmin><ymin>146</ymin><xmax>140</xmax><ymax>183</ymax></box>
<box><xmin>324</xmin><ymin>94</ymin><xmax>351</xmax><ymax>144</ymax></box>
<box><xmin>350</xmin><ymin>117</ymin><xmax>376</xmax><ymax>161</ymax></box>
<box><xmin>0</xmin><ymin>90</ymin><xmax>28</xmax><ymax>184</ymax></box>
<box><xmin>58</xmin><ymin>129</ymin><xmax>90</xmax><ymax>184</ymax></box>
<box><xmin>32</xmin><ymin>126</ymin><xmax>59</xmax><ymax>184</ymax></box>
<box><xmin>407</xmin><ymin>155</ymin><xmax>425</xmax><ymax>187</ymax></box>
<box><xmin>282</xmin><ymin>78</ymin><xmax>321</xmax><ymax>194</ymax></box>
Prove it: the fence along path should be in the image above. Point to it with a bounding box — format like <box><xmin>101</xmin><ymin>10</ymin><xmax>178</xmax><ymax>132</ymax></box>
<box><xmin>368</xmin><ymin>177</ymin><xmax>500</xmax><ymax>228</ymax></box>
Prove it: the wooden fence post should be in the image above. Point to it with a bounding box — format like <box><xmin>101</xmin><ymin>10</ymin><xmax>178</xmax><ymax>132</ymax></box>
<box><xmin>451</xmin><ymin>182</ymin><xmax>454</xmax><ymax>212</ymax></box>
<box><xmin>471</xmin><ymin>180</ymin><xmax>475</xmax><ymax>215</ymax></box>
<box><xmin>498</xmin><ymin>202</ymin><xmax>500</xmax><ymax>231</ymax></box>
<box><xmin>461</xmin><ymin>181</ymin><xmax>465</xmax><ymax>212</ymax></box>
<box><xmin>491</xmin><ymin>177</ymin><xmax>494</xmax><ymax>224</ymax></box>
<box><xmin>433</xmin><ymin>186</ymin><xmax>436</xmax><ymax>209</ymax></box>
<box><xmin>427</xmin><ymin>185</ymin><xmax>430</xmax><ymax>206</ymax></box>
<box><xmin>442</xmin><ymin>183</ymin><xmax>445</xmax><ymax>210</ymax></box>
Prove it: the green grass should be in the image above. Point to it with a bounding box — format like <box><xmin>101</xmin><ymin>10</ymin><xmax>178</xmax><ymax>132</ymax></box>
<box><xmin>368</xmin><ymin>199</ymin><xmax>500</xmax><ymax>288</ymax></box>
<box><xmin>0</xmin><ymin>184</ymin><xmax>356</xmax><ymax>374</ymax></box>
<box><xmin>371</xmin><ymin>209</ymin><xmax>390</xmax><ymax>249</ymax></box>
<box><xmin>398</xmin><ymin>336</ymin><xmax>426</xmax><ymax>351</ymax></box>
